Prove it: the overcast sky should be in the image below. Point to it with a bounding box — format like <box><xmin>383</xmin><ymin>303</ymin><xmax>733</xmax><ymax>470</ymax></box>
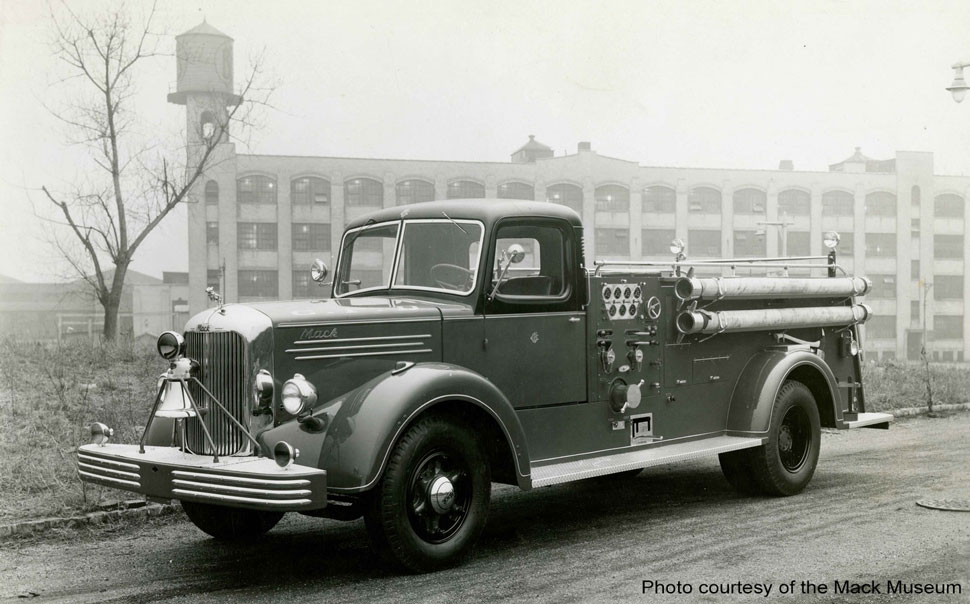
<box><xmin>1</xmin><ymin>0</ymin><xmax>969</xmax><ymax>283</ymax></box>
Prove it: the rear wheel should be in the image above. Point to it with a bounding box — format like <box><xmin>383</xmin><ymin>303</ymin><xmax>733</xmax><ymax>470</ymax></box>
<box><xmin>719</xmin><ymin>380</ymin><xmax>821</xmax><ymax>496</ymax></box>
<box><xmin>364</xmin><ymin>416</ymin><xmax>490</xmax><ymax>572</ymax></box>
<box><xmin>181</xmin><ymin>501</ymin><xmax>284</xmax><ymax>540</ymax></box>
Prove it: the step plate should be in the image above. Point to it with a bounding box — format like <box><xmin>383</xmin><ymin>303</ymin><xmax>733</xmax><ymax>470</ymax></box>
<box><xmin>530</xmin><ymin>435</ymin><xmax>765</xmax><ymax>488</ymax></box>
<box><xmin>844</xmin><ymin>412</ymin><xmax>893</xmax><ymax>429</ymax></box>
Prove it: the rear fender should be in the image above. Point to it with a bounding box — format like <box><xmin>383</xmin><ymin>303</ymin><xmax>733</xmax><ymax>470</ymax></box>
<box><xmin>259</xmin><ymin>362</ymin><xmax>530</xmax><ymax>494</ymax></box>
<box><xmin>726</xmin><ymin>349</ymin><xmax>843</xmax><ymax>434</ymax></box>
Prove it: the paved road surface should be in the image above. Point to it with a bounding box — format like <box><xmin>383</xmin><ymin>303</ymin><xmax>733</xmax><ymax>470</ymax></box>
<box><xmin>3</xmin><ymin>414</ymin><xmax>969</xmax><ymax>603</ymax></box>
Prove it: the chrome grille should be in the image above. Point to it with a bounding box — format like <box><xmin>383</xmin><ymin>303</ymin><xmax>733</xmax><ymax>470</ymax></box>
<box><xmin>185</xmin><ymin>331</ymin><xmax>250</xmax><ymax>455</ymax></box>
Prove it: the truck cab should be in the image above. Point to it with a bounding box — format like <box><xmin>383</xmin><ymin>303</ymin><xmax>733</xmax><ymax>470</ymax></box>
<box><xmin>77</xmin><ymin>199</ymin><xmax>891</xmax><ymax>573</ymax></box>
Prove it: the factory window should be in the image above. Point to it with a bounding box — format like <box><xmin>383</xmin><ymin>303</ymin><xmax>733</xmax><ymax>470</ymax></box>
<box><xmin>934</xmin><ymin>193</ymin><xmax>964</xmax><ymax>218</ymax></box>
<box><xmin>642</xmin><ymin>229</ymin><xmax>676</xmax><ymax>256</ymax></box>
<box><xmin>867</xmin><ymin>274</ymin><xmax>895</xmax><ymax>298</ymax></box>
<box><xmin>199</xmin><ymin>110</ymin><xmax>217</xmax><ymax>141</ymax></box>
<box><xmin>546</xmin><ymin>183</ymin><xmax>583</xmax><ymax>214</ymax></box>
<box><xmin>292</xmin><ymin>223</ymin><xmax>331</xmax><ymax>251</ymax></box>
<box><xmin>778</xmin><ymin>189</ymin><xmax>810</xmax><ymax>216</ymax></box>
<box><xmin>912</xmin><ymin>260</ymin><xmax>920</xmax><ymax>280</ymax></box>
<box><xmin>822</xmin><ymin>190</ymin><xmax>854</xmax><ymax>216</ymax></box>
<box><xmin>733</xmin><ymin>188</ymin><xmax>766</xmax><ymax>215</ymax></box>
<box><xmin>867</xmin><ymin>316</ymin><xmax>896</xmax><ymax>338</ymax></box>
<box><xmin>911</xmin><ymin>301</ymin><xmax>920</xmax><ymax>322</ymax></box>
<box><xmin>643</xmin><ymin>186</ymin><xmax>676</xmax><ymax>213</ymax></box>
<box><xmin>205</xmin><ymin>180</ymin><xmax>219</xmax><ymax>204</ymax></box>
<box><xmin>786</xmin><ymin>231</ymin><xmax>810</xmax><ymax>256</ymax></box>
<box><xmin>237</xmin><ymin>222</ymin><xmax>277</xmax><ymax>250</ymax></box>
<box><xmin>237</xmin><ymin>175</ymin><xmax>277</xmax><ymax>204</ymax></box>
<box><xmin>238</xmin><ymin>270</ymin><xmax>278</xmax><ymax>298</ymax></box>
<box><xmin>206</xmin><ymin>222</ymin><xmax>218</xmax><ymax>246</ymax></box>
<box><xmin>688</xmin><ymin>187</ymin><xmax>721</xmax><ymax>214</ymax></box>
<box><xmin>595</xmin><ymin>228</ymin><xmax>629</xmax><ymax>256</ymax></box>
<box><xmin>911</xmin><ymin>185</ymin><xmax>921</xmax><ymax>210</ymax></box>
<box><xmin>733</xmin><ymin>230</ymin><xmax>765</xmax><ymax>257</ymax></box>
<box><xmin>935</xmin><ymin>275</ymin><xmax>964</xmax><ymax>299</ymax></box>
<box><xmin>865</xmin><ymin>192</ymin><xmax>896</xmax><ymax>217</ymax></box>
<box><xmin>836</xmin><ymin>232</ymin><xmax>854</xmax><ymax>254</ymax></box>
<box><xmin>447</xmin><ymin>180</ymin><xmax>485</xmax><ymax>199</ymax></box>
<box><xmin>291</xmin><ymin>177</ymin><xmax>330</xmax><ymax>204</ymax></box>
<box><xmin>934</xmin><ymin>234</ymin><xmax>964</xmax><ymax>259</ymax></box>
<box><xmin>595</xmin><ymin>185</ymin><xmax>630</xmax><ymax>213</ymax></box>
<box><xmin>688</xmin><ymin>230</ymin><xmax>721</xmax><ymax>257</ymax></box>
<box><xmin>934</xmin><ymin>315</ymin><xmax>964</xmax><ymax>339</ymax></box>
<box><xmin>498</xmin><ymin>182</ymin><xmax>535</xmax><ymax>200</ymax></box>
<box><xmin>345</xmin><ymin>177</ymin><xmax>384</xmax><ymax>206</ymax></box>
<box><xmin>292</xmin><ymin>270</ymin><xmax>313</xmax><ymax>299</ymax></box>
<box><xmin>865</xmin><ymin>233</ymin><xmax>895</xmax><ymax>257</ymax></box>
<box><xmin>396</xmin><ymin>179</ymin><xmax>435</xmax><ymax>205</ymax></box>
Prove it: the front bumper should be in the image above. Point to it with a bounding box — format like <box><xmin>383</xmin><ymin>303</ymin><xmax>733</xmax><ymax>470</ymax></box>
<box><xmin>77</xmin><ymin>444</ymin><xmax>327</xmax><ymax>511</ymax></box>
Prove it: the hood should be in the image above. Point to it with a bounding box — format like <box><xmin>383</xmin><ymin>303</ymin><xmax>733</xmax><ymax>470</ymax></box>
<box><xmin>244</xmin><ymin>296</ymin><xmax>445</xmax><ymax>327</ymax></box>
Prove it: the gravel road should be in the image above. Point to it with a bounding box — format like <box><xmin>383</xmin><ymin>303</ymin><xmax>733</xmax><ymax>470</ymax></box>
<box><xmin>3</xmin><ymin>414</ymin><xmax>969</xmax><ymax>603</ymax></box>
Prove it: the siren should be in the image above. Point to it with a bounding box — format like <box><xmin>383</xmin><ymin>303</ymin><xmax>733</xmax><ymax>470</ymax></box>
<box><xmin>155</xmin><ymin>358</ymin><xmax>198</xmax><ymax>418</ymax></box>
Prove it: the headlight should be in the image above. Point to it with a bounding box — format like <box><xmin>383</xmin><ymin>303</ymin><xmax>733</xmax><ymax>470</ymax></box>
<box><xmin>157</xmin><ymin>331</ymin><xmax>185</xmax><ymax>360</ymax></box>
<box><xmin>254</xmin><ymin>369</ymin><xmax>274</xmax><ymax>406</ymax></box>
<box><xmin>281</xmin><ymin>373</ymin><xmax>317</xmax><ymax>416</ymax></box>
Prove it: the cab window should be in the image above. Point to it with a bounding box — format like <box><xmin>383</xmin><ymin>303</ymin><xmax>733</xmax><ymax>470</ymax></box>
<box><xmin>491</xmin><ymin>222</ymin><xmax>568</xmax><ymax>300</ymax></box>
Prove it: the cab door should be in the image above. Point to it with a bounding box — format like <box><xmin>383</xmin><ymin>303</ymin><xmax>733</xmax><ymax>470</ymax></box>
<box><xmin>482</xmin><ymin>218</ymin><xmax>587</xmax><ymax>408</ymax></box>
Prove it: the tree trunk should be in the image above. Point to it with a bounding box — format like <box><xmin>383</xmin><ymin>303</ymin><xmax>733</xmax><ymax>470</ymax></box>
<box><xmin>101</xmin><ymin>264</ymin><xmax>129</xmax><ymax>341</ymax></box>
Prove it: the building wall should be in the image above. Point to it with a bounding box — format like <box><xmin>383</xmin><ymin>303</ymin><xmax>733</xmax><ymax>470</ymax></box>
<box><xmin>185</xmin><ymin>144</ymin><xmax>968</xmax><ymax>363</ymax></box>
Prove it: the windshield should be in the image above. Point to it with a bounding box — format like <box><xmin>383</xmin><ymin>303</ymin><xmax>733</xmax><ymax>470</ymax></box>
<box><xmin>335</xmin><ymin>222</ymin><xmax>399</xmax><ymax>295</ymax></box>
<box><xmin>336</xmin><ymin>219</ymin><xmax>484</xmax><ymax>297</ymax></box>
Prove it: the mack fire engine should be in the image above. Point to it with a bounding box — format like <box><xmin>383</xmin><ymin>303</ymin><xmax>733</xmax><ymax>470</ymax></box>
<box><xmin>77</xmin><ymin>200</ymin><xmax>891</xmax><ymax>572</ymax></box>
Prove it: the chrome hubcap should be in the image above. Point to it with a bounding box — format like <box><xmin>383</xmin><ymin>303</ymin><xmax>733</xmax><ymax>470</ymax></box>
<box><xmin>429</xmin><ymin>475</ymin><xmax>456</xmax><ymax>514</ymax></box>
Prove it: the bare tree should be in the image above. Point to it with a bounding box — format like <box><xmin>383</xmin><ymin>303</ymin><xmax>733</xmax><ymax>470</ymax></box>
<box><xmin>39</xmin><ymin>2</ymin><xmax>271</xmax><ymax>340</ymax></box>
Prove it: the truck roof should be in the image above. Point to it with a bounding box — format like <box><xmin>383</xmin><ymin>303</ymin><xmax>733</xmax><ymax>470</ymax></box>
<box><xmin>344</xmin><ymin>199</ymin><xmax>584</xmax><ymax>231</ymax></box>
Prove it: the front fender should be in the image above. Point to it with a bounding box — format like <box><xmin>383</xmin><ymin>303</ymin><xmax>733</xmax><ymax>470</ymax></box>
<box><xmin>259</xmin><ymin>362</ymin><xmax>530</xmax><ymax>494</ymax></box>
<box><xmin>726</xmin><ymin>349</ymin><xmax>842</xmax><ymax>434</ymax></box>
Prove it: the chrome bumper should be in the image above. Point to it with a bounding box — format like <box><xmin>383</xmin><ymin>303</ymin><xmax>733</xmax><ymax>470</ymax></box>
<box><xmin>77</xmin><ymin>444</ymin><xmax>327</xmax><ymax>511</ymax></box>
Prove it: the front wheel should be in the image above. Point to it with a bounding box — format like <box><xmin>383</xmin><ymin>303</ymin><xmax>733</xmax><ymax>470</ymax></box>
<box><xmin>181</xmin><ymin>501</ymin><xmax>284</xmax><ymax>540</ymax></box>
<box><xmin>364</xmin><ymin>416</ymin><xmax>491</xmax><ymax>572</ymax></box>
<box><xmin>719</xmin><ymin>380</ymin><xmax>821</xmax><ymax>496</ymax></box>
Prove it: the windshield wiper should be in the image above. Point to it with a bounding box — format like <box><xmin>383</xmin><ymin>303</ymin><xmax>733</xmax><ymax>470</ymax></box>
<box><xmin>441</xmin><ymin>211</ymin><xmax>468</xmax><ymax>235</ymax></box>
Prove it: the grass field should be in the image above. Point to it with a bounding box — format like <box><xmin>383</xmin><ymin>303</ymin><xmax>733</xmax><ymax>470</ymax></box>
<box><xmin>0</xmin><ymin>338</ymin><xmax>967</xmax><ymax>524</ymax></box>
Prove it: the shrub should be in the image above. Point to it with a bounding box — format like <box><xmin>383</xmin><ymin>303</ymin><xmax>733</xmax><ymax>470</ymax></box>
<box><xmin>0</xmin><ymin>337</ymin><xmax>159</xmax><ymax>521</ymax></box>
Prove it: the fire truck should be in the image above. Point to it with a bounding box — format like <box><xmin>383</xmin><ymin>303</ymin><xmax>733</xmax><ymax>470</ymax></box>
<box><xmin>77</xmin><ymin>200</ymin><xmax>891</xmax><ymax>572</ymax></box>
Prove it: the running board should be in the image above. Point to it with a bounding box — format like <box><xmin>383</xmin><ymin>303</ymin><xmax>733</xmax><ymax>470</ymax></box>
<box><xmin>530</xmin><ymin>435</ymin><xmax>765</xmax><ymax>488</ymax></box>
<box><xmin>844</xmin><ymin>412</ymin><xmax>892</xmax><ymax>429</ymax></box>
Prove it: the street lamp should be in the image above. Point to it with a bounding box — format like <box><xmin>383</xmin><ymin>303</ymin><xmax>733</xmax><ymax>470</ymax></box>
<box><xmin>946</xmin><ymin>62</ymin><xmax>970</xmax><ymax>103</ymax></box>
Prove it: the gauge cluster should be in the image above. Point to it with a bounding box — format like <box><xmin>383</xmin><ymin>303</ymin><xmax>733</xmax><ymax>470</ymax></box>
<box><xmin>601</xmin><ymin>282</ymin><xmax>643</xmax><ymax>320</ymax></box>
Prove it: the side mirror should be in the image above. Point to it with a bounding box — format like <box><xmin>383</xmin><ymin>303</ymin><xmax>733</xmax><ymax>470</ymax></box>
<box><xmin>488</xmin><ymin>244</ymin><xmax>527</xmax><ymax>301</ymax></box>
<box><xmin>506</xmin><ymin>243</ymin><xmax>526</xmax><ymax>264</ymax></box>
<box><xmin>310</xmin><ymin>259</ymin><xmax>329</xmax><ymax>283</ymax></box>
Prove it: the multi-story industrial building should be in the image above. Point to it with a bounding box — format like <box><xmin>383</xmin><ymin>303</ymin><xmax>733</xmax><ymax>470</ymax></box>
<box><xmin>174</xmin><ymin>22</ymin><xmax>970</xmax><ymax>362</ymax></box>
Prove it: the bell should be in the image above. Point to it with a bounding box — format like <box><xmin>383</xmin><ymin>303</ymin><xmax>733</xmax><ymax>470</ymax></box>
<box><xmin>155</xmin><ymin>379</ymin><xmax>197</xmax><ymax>418</ymax></box>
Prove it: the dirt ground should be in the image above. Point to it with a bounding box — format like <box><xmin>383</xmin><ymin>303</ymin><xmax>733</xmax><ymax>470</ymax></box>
<box><xmin>2</xmin><ymin>414</ymin><xmax>969</xmax><ymax>603</ymax></box>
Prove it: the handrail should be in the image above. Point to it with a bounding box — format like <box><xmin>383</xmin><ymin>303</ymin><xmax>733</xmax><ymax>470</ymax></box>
<box><xmin>592</xmin><ymin>259</ymin><xmax>845</xmax><ymax>277</ymax></box>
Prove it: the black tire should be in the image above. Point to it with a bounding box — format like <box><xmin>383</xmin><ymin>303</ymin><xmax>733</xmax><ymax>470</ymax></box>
<box><xmin>748</xmin><ymin>380</ymin><xmax>821</xmax><ymax>496</ymax></box>
<box><xmin>181</xmin><ymin>501</ymin><xmax>284</xmax><ymax>540</ymax></box>
<box><xmin>364</xmin><ymin>416</ymin><xmax>491</xmax><ymax>572</ymax></box>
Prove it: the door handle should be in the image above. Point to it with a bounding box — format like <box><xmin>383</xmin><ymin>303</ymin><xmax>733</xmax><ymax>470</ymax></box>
<box><xmin>568</xmin><ymin>316</ymin><xmax>581</xmax><ymax>323</ymax></box>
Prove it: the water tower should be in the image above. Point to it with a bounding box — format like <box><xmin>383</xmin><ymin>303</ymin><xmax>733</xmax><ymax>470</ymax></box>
<box><xmin>167</xmin><ymin>20</ymin><xmax>242</xmax><ymax>147</ymax></box>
